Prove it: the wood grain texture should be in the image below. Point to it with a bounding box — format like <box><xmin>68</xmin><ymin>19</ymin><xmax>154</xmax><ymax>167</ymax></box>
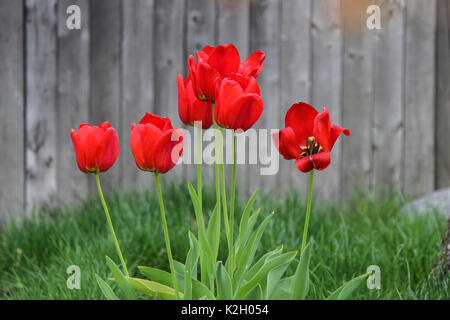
<box><xmin>372</xmin><ymin>0</ymin><xmax>405</xmax><ymax>195</ymax></box>
<box><xmin>279</xmin><ymin>0</ymin><xmax>312</xmax><ymax>200</ymax></box>
<box><xmin>436</xmin><ymin>0</ymin><xmax>450</xmax><ymax>189</ymax></box>
<box><xmin>311</xmin><ymin>0</ymin><xmax>343</xmax><ymax>202</ymax></box>
<box><xmin>403</xmin><ymin>0</ymin><xmax>436</xmax><ymax>196</ymax></box>
<box><xmin>25</xmin><ymin>0</ymin><xmax>58</xmax><ymax>209</ymax></box>
<box><xmin>216</xmin><ymin>0</ymin><xmax>249</xmax><ymax>54</ymax></box>
<box><xmin>154</xmin><ymin>0</ymin><xmax>185</xmax><ymax>181</ymax></box>
<box><xmin>185</xmin><ymin>0</ymin><xmax>216</xmax><ymax>183</ymax></box>
<box><xmin>249</xmin><ymin>0</ymin><xmax>281</xmax><ymax>196</ymax></box>
<box><xmin>216</xmin><ymin>0</ymin><xmax>250</xmax><ymax>193</ymax></box>
<box><xmin>0</xmin><ymin>0</ymin><xmax>24</xmax><ymax>218</ymax></box>
<box><xmin>56</xmin><ymin>0</ymin><xmax>90</xmax><ymax>203</ymax></box>
<box><xmin>121</xmin><ymin>0</ymin><xmax>155</xmax><ymax>189</ymax></box>
<box><xmin>341</xmin><ymin>0</ymin><xmax>374</xmax><ymax>200</ymax></box>
<box><xmin>89</xmin><ymin>0</ymin><xmax>122</xmax><ymax>190</ymax></box>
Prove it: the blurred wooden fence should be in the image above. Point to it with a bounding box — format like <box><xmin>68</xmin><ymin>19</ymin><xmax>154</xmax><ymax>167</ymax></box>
<box><xmin>0</xmin><ymin>0</ymin><xmax>449</xmax><ymax>218</ymax></box>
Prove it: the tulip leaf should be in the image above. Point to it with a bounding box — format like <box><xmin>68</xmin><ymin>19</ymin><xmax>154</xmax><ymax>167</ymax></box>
<box><xmin>191</xmin><ymin>277</ymin><xmax>215</xmax><ymax>300</ymax></box>
<box><xmin>185</xmin><ymin>231</ymin><xmax>200</xmax><ymax>277</ymax></box>
<box><xmin>94</xmin><ymin>273</ymin><xmax>119</xmax><ymax>300</ymax></box>
<box><xmin>188</xmin><ymin>183</ymin><xmax>215</xmax><ymax>284</ymax></box>
<box><xmin>238</xmin><ymin>188</ymin><xmax>259</xmax><ymax>239</ymax></box>
<box><xmin>269</xmin><ymin>276</ymin><xmax>293</xmax><ymax>300</ymax></box>
<box><xmin>139</xmin><ymin>264</ymin><xmax>185</xmax><ymax>291</ymax></box>
<box><xmin>244</xmin><ymin>245</ymin><xmax>283</xmax><ymax>282</ymax></box>
<box><xmin>326</xmin><ymin>273</ymin><xmax>369</xmax><ymax>300</ymax></box>
<box><xmin>233</xmin><ymin>251</ymin><xmax>297</xmax><ymax>300</ymax></box>
<box><xmin>265</xmin><ymin>261</ymin><xmax>291</xmax><ymax>299</ymax></box>
<box><xmin>184</xmin><ymin>269</ymin><xmax>192</xmax><ymax>300</ymax></box>
<box><xmin>243</xmin><ymin>284</ymin><xmax>263</xmax><ymax>300</ymax></box>
<box><xmin>139</xmin><ymin>266</ymin><xmax>172</xmax><ymax>287</ymax></box>
<box><xmin>235</xmin><ymin>208</ymin><xmax>262</xmax><ymax>260</ymax></box>
<box><xmin>106</xmin><ymin>256</ymin><xmax>137</xmax><ymax>300</ymax></box>
<box><xmin>216</xmin><ymin>262</ymin><xmax>232</xmax><ymax>300</ymax></box>
<box><xmin>206</xmin><ymin>204</ymin><xmax>220</xmax><ymax>261</ymax></box>
<box><xmin>290</xmin><ymin>243</ymin><xmax>311</xmax><ymax>300</ymax></box>
<box><xmin>233</xmin><ymin>212</ymin><xmax>273</xmax><ymax>288</ymax></box>
<box><xmin>126</xmin><ymin>277</ymin><xmax>183</xmax><ymax>300</ymax></box>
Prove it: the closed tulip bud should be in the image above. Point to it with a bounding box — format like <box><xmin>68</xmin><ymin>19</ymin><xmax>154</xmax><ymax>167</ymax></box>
<box><xmin>214</xmin><ymin>74</ymin><xmax>264</xmax><ymax>132</ymax></box>
<box><xmin>70</xmin><ymin>122</ymin><xmax>119</xmax><ymax>174</ymax></box>
<box><xmin>130</xmin><ymin>113</ymin><xmax>184</xmax><ymax>174</ymax></box>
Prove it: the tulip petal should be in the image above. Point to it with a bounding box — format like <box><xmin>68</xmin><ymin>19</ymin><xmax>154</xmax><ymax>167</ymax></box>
<box><xmin>207</xmin><ymin>44</ymin><xmax>240</xmax><ymax>77</ymax></box>
<box><xmin>195</xmin><ymin>61</ymin><xmax>221</xmax><ymax>101</ymax></box>
<box><xmin>225</xmin><ymin>93</ymin><xmax>263</xmax><ymax>132</ymax></box>
<box><xmin>76</xmin><ymin>125</ymin><xmax>103</xmax><ymax>170</ymax></box>
<box><xmin>295</xmin><ymin>152</ymin><xmax>331</xmax><ymax>172</ymax></box>
<box><xmin>130</xmin><ymin>123</ymin><xmax>148</xmax><ymax>171</ymax></box>
<box><xmin>311</xmin><ymin>152</ymin><xmax>331</xmax><ymax>170</ymax></box>
<box><xmin>70</xmin><ymin>129</ymin><xmax>87</xmax><ymax>173</ymax></box>
<box><xmin>295</xmin><ymin>157</ymin><xmax>314</xmax><ymax>173</ymax></box>
<box><xmin>177</xmin><ymin>74</ymin><xmax>189</xmax><ymax>124</ymax></box>
<box><xmin>153</xmin><ymin>128</ymin><xmax>184</xmax><ymax>173</ymax></box>
<box><xmin>330</xmin><ymin>124</ymin><xmax>350</xmax><ymax>148</ymax></box>
<box><xmin>139</xmin><ymin>112</ymin><xmax>173</xmax><ymax>131</ymax></box>
<box><xmin>198</xmin><ymin>45</ymin><xmax>215</xmax><ymax>60</ymax></box>
<box><xmin>178</xmin><ymin>74</ymin><xmax>213</xmax><ymax>129</ymax></box>
<box><xmin>98</xmin><ymin>121</ymin><xmax>111</xmax><ymax>132</ymax></box>
<box><xmin>272</xmin><ymin>127</ymin><xmax>301</xmax><ymax>160</ymax></box>
<box><xmin>313</xmin><ymin>107</ymin><xmax>332</xmax><ymax>152</ymax></box>
<box><xmin>238</xmin><ymin>50</ymin><xmax>265</xmax><ymax>78</ymax></box>
<box><xmin>285</xmin><ymin>102</ymin><xmax>318</xmax><ymax>146</ymax></box>
<box><xmin>227</xmin><ymin>74</ymin><xmax>260</xmax><ymax>95</ymax></box>
<box><xmin>215</xmin><ymin>78</ymin><xmax>245</xmax><ymax>125</ymax></box>
<box><xmin>97</xmin><ymin>128</ymin><xmax>119</xmax><ymax>172</ymax></box>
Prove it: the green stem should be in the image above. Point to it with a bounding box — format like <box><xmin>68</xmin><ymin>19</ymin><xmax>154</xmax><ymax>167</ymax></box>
<box><xmin>300</xmin><ymin>170</ymin><xmax>315</xmax><ymax>254</ymax></box>
<box><xmin>230</xmin><ymin>132</ymin><xmax>236</xmax><ymax>273</ymax></box>
<box><xmin>154</xmin><ymin>173</ymin><xmax>180</xmax><ymax>300</ymax></box>
<box><xmin>212</xmin><ymin>103</ymin><xmax>221</xmax><ymax>263</ymax></box>
<box><xmin>95</xmin><ymin>172</ymin><xmax>129</xmax><ymax>277</ymax></box>
<box><xmin>197</xmin><ymin>126</ymin><xmax>202</xmax><ymax>210</ymax></box>
<box><xmin>220</xmin><ymin>128</ymin><xmax>231</xmax><ymax>258</ymax></box>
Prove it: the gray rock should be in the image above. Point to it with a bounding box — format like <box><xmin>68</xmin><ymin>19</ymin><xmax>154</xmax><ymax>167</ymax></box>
<box><xmin>403</xmin><ymin>188</ymin><xmax>450</xmax><ymax>218</ymax></box>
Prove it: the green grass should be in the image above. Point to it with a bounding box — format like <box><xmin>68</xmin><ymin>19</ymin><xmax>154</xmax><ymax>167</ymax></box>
<box><xmin>0</xmin><ymin>179</ymin><xmax>449</xmax><ymax>299</ymax></box>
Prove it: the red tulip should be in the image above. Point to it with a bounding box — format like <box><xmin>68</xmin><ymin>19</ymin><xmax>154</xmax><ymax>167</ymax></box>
<box><xmin>214</xmin><ymin>75</ymin><xmax>264</xmax><ymax>132</ymax></box>
<box><xmin>188</xmin><ymin>44</ymin><xmax>265</xmax><ymax>102</ymax></box>
<box><xmin>130</xmin><ymin>113</ymin><xmax>184</xmax><ymax>174</ymax></box>
<box><xmin>70</xmin><ymin>122</ymin><xmax>119</xmax><ymax>173</ymax></box>
<box><xmin>273</xmin><ymin>103</ymin><xmax>350</xmax><ymax>173</ymax></box>
<box><xmin>177</xmin><ymin>73</ymin><xmax>213</xmax><ymax>129</ymax></box>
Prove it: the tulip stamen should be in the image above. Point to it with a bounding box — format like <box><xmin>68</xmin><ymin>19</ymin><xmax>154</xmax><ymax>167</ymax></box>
<box><xmin>300</xmin><ymin>136</ymin><xmax>323</xmax><ymax>157</ymax></box>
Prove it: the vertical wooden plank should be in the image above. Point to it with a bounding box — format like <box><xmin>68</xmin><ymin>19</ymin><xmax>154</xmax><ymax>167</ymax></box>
<box><xmin>217</xmin><ymin>0</ymin><xmax>249</xmax><ymax>54</ymax></box>
<box><xmin>248</xmin><ymin>0</ymin><xmax>281</xmax><ymax>196</ymax></box>
<box><xmin>436</xmin><ymin>0</ymin><xmax>450</xmax><ymax>189</ymax></box>
<box><xmin>404</xmin><ymin>0</ymin><xmax>436</xmax><ymax>196</ymax></box>
<box><xmin>89</xmin><ymin>0</ymin><xmax>121</xmax><ymax>189</ymax></box>
<box><xmin>216</xmin><ymin>0</ymin><xmax>250</xmax><ymax>194</ymax></box>
<box><xmin>186</xmin><ymin>0</ymin><xmax>215</xmax><ymax>54</ymax></box>
<box><xmin>154</xmin><ymin>0</ymin><xmax>185</xmax><ymax>181</ymax></box>
<box><xmin>341</xmin><ymin>0</ymin><xmax>374</xmax><ymax>200</ymax></box>
<box><xmin>25</xmin><ymin>0</ymin><xmax>58</xmax><ymax>209</ymax></box>
<box><xmin>56</xmin><ymin>0</ymin><xmax>90</xmax><ymax>203</ymax></box>
<box><xmin>185</xmin><ymin>0</ymin><xmax>216</xmax><ymax>183</ymax></box>
<box><xmin>311</xmin><ymin>0</ymin><xmax>343</xmax><ymax>202</ymax></box>
<box><xmin>121</xmin><ymin>0</ymin><xmax>155</xmax><ymax>189</ymax></box>
<box><xmin>280</xmin><ymin>0</ymin><xmax>312</xmax><ymax>199</ymax></box>
<box><xmin>0</xmin><ymin>0</ymin><xmax>24</xmax><ymax>218</ymax></box>
<box><xmin>372</xmin><ymin>0</ymin><xmax>405</xmax><ymax>194</ymax></box>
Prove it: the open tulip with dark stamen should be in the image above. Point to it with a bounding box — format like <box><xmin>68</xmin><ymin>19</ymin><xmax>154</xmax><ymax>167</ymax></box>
<box><xmin>273</xmin><ymin>102</ymin><xmax>350</xmax><ymax>173</ymax></box>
